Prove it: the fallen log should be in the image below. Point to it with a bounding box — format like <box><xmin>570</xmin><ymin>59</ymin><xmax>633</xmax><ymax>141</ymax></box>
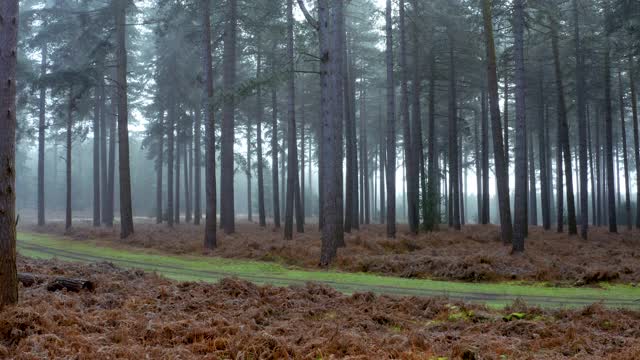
<box><xmin>47</xmin><ymin>278</ymin><xmax>96</xmax><ymax>292</ymax></box>
<box><xmin>18</xmin><ymin>273</ymin><xmax>39</xmax><ymax>287</ymax></box>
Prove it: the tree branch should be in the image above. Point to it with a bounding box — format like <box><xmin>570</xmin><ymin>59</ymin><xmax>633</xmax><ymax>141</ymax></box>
<box><xmin>296</xmin><ymin>0</ymin><xmax>319</xmax><ymax>30</ymax></box>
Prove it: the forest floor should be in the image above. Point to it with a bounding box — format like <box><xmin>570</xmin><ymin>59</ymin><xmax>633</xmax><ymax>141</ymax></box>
<box><xmin>3</xmin><ymin>257</ymin><xmax>640</xmax><ymax>359</ymax></box>
<box><xmin>24</xmin><ymin>221</ymin><xmax>640</xmax><ymax>286</ymax></box>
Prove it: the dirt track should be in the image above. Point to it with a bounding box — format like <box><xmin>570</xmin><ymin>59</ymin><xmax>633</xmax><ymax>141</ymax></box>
<box><xmin>17</xmin><ymin>233</ymin><xmax>640</xmax><ymax>309</ymax></box>
<box><xmin>25</xmin><ymin>221</ymin><xmax>640</xmax><ymax>285</ymax></box>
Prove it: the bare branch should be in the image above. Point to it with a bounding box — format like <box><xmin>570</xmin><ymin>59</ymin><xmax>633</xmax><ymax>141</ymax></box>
<box><xmin>296</xmin><ymin>0</ymin><xmax>319</xmax><ymax>30</ymax></box>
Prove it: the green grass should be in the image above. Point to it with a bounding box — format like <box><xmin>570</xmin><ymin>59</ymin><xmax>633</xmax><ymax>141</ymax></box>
<box><xmin>17</xmin><ymin>232</ymin><xmax>640</xmax><ymax>309</ymax></box>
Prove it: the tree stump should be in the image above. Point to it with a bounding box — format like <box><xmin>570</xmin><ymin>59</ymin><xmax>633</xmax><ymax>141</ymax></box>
<box><xmin>46</xmin><ymin>278</ymin><xmax>96</xmax><ymax>292</ymax></box>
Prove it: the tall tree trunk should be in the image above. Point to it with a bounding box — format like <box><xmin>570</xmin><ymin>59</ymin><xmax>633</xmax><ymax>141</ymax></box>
<box><xmin>167</xmin><ymin>71</ymin><xmax>175</xmax><ymax>228</ymax></box>
<box><xmin>175</xmin><ymin>133</ymin><xmax>181</xmax><ymax>224</ymax></box>
<box><xmin>271</xmin><ymin>80</ymin><xmax>281</xmax><ymax>229</ymax></box>
<box><xmin>482</xmin><ymin>0</ymin><xmax>513</xmax><ymax>243</ymax></box>
<box><xmin>379</xmin><ymin>109</ymin><xmax>386</xmax><ymax>224</ymax></box>
<box><xmin>448</xmin><ymin>33</ymin><xmax>460</xmax><ymax>231</ymax></box>
<box><xmin>300</xmin><ymin>79</ymin><xmax>306</xmax><ymax>222</ymax></box>
<box><xmin>185</xmin><ymin>128</ymin><xmax>192</xmax><ymax>223</ymax></box>
<box><xmin>156</xmin><ymin>109</ymin><xmax>164</xmax><ymax>224</ymax></box>
<box><xmin>221</xmin><ymin>0</ymin><xmax>237</xmax><ymax>234</ymax></box>
<box><xmin>194</xmin><ymin>106</ymin><xmax>201</xmax><ymax>225</ymax></box>
<box><xmin>399</xmin><ymin>0</ymin><xmax>418</xmax><ymax>234</ymax></box>
<box><xmin>105</xmin><ymin>89</ymin><xmax>116</xmax><ymax>227</ymax></box>
<box><xmin>551</xmin><ymin>14</ymin><xmax>577</xmax><ymax>235</ymax></box>
<box><xmin>504</xmin><ymin>73</ymin><xmax>510</xmax><ymax>169</ymax></box>
<box><xmin>512</xmin><ymin>0</ymin><xmax>527</xmax><ymax>252</ymax></box>
<box><xmin>203</xmin><ymin>0</ymin><xmax>217</xmax><ymax>249</ymax></box>
<box><xmin>588</xmin><ymin>107</ymin><xmax>596</xmax><ymax>226</ymax></box>
<box><xmin>385</xmin><ymin>0</ymin><xmax>396</xmax><ymax>238</ymax></box>
<box><xmin>247</xmin><ymin>116</ymin><xmax>252</xmax><ymax>222</ymax></box>
<box><xmin>574</xmin><ymin>0</ymin><xmax>588</xmax><ymax>238</ymax></box>
<box><xmin>630</xmin><ymin>58</ymin><xmax>640</xmax><ymax>229</ymax></box>
<box><xmin>481</xmin><ymin>86</ymin><xmax>490</xmax><ymax>224</ymax></box>
<box><xmin>529</xmin><ymin>130</ymin><xmax>537</xmax><ymax>225</ymax></box>
<box><xmin>100</xmin><ymin>76</ymin><xmax>108</xmax><ymax>225</ymax></box>
<box><xmin>618</xmin><ymin>70</ymin><xmax>631</xmax><ymax>229</ymax></box>
<box><xmin>256</xmin><ymin>46</ymin><xmax>266</xmax><ymax>227</ymax></box>
<box><xmin>410</xmin><ymin>0</ymin><xmax>426</xmax><ymax>230</ymax></box>
<box><xmin>475</xmin><ymin>109</ymin><xmax>482</xmax><ymax>223</ymax></box>
<box><xmin>116</xmin><ymin>0</ymin><xmax>134</xmax><ymax>238</ymax></box>
<box><xmin>595</xmin><ymin>105</ymin><xmax>602</xmax><ymax>226</ymax></box>
<box><xmin>0</xmin><ymin>0</ymin><xmax>19</xmax><ymax>306</ymax></box>
<box><xmin>66</xmin><ymin>91</ymin><xmax>73</xmax><ymax>230</ymax></box>
<box><xmin>93</xmin><ymin>89</ymin><xmax>101</xmax><ymax>227</ymax></box>
<box><xmin>604</xmin><ymin>29</ymin><xmax>617</xmax><ymax>233</ymax></box>
<box><xmin>284</xmin><ymin>0</ymin><xmax>300</xmax><ymax>240</ymax></box>
<box><xmin>538</xmin><ymin>72</ymin><xmax>550</xmax><ymax>230</ymax></box>
<box><xmin>426</xmin><ymin>47</ymin><xmax>439</xmax><ymax>230</ymax></box>
<box><xmin>37</xmin><ymin>44</ymin><xmax>47</xmax><ymax>227</ymax></box>
<box><xmin>361</xmin><ymin>87</ymin><xmax>371</xmax><ymax>225</ymax></box>
<box><xmin>318</xmin><ymin>0</ymin><xmax>345</xmax><ymax>265</ymax></box>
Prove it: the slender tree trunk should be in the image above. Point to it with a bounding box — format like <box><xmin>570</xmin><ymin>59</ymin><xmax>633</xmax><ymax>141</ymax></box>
<box><xmin>37</xmin><ymin>44</ymin><xmax>47</xmax><ymax>226</ymax></box>
<box><xmin>175</xmin><ymin>133</ymin><xmax>181</xmax><ymax>224</ymax></box>
<box><xmin>379</xmin><ymin>108</ymin><xmax>386</xmax><ymax>224</ymax></box>
<box><xmin>105</xmin><ymin>88</ymin><xmax>116</xmax><ymax>227</ymax></box>
<box><xmin>475</xmin><ymin>110</ymin><xmax>482</xmax><ymax>223</ymax></box>
<box><xmin>256</xmin><ymin>47</ymin><xmax>266</xmax><ymax>227</ymax></box>
<box><xmin>512</xmin><ymin>0</ymin><xmax>527</xmax><ymax>252</ymax></box>
<box><xmin>66</xmin><ymin>91</ymin><xmax>73</xmax><ymax>230</ymax></box>
<box><xmin>529</xmin><ymin>131</ymin><xmax>537</xmax><ymax>225</ymax></box>
<box><xmin>185</xmin><ymin>129</ymin><xmax>192</xmax><ymax>223</ymax></box>
<box><xmin>538</xmin><ymin>72</ymin><xmax>550</xmax><ymax>230</ymax></box>
<box><xmin>399</xmin><ymin>0</ymin><xmax>417</xmax><ymax>234</ymax></box>
<box><xmin>551</xmin><ymin>15</ymin><xmax>577</xmax><ymax>235</ymax></box>
<box><xmin>504</xmin><ymin>73</ymin><xmax>510</xmax><ymax>169</ymax></box>
<box><xmin>385</xmin><ymin>0</ymin><xmax>396</xmax><ymax>238</ymax></box>
<box><xmin>156</xmin><ymin>109</ymin><xmax>164</xmax><ymax>224</ymax></box>
<box><xmin>361</xmin><ymin>87</ymin><xmax>371</xmax><ymax>225</ymax></box>
<box><xmin>100</xmin><ymin>76</ymin><xmax>108</xmax><ymax>225</ymax></box>
<box><xmin>588</xmin><ymin>107</ymin><xmax>596</xmax><ymax>226</ymax></box>
<box><xmin>604</xmin><ymin>29</ymin><xmax>617</xmax><ymax>233</ymax></box>
<box><xmin>300</xmin><ymin>79</ymin><xmax>306</xmax><ymax>222</ymax></box>
<box><xmin>221</xmin><ymin>0</ymin><xmax>237</xmax><ymax>234</ymax></box>
<box><xmin>167</xmin><ymin>73</ymin><xmax>175</xmax><ymax>228</ymax></box>
<box><xmin>284</xmin><ymin>0</ymin><xmax>300</xmax><ymax>240</ymax></box>
<box><xmin>574</xmin><ymin>0</ymin><xmax>588</xmax><ymax>238</ymax></box>
<box><xmin>595</xmin><ymin>105</ymin><xmax>602</xmax><ymax>226</ymax></box>
<box><xmin>630</xmin><ymin>58</ymin><xmax>640</xmax><ymax>229</ymax></box>
<box><xmin>247</xmin><ymin>116</ymin><xmax>252</xmax><ymax>222</ymax></box>
<box><xmin>410</xmin><ymin>0</ymin><xmax>426</xmax><ymax>230</ymax></box>
<box><xmin>482</xmin><ymin>0</ymin><xmax>513</xmax><ymax>244</ymax></box>
<box><xmin>0</xmin><ymin>0</ymin><xmax>19</xmax><ymax>306</ymax></box>
<box><xmin>618</xmin><ymin>70</ymin><xmax>631</xmax><ymax>229</ymax></box>
<box><xmin>271</xmin><ymin>78</ymin><xmax>281</xmax><ymax>229</ymax></box>
<box><xmin>203</xmin><ymin>0</ymin><xmax>217</xmax><ymax>249</ymax></box>
<box><xmin>481</xmin><ymin>86</ymin><xmax>490</xmax><ymax>224</ymax></box>
<box><xmin>448</xmin><ymin>33</ymin><xmax>460</xmax><ymax>231</ymax></box>
<box><xmin>426</xmin><ymin>47</ymin><xmax>438</xmax><ymax>230</ymax></box>
<box><xmin>93</xmin><ymin>89</ymin><xmax>101</xmax><ymax>227</ymax></box>
<box><xmin>194</xmin><ymin>106</ymin><xmax>201</xmax><ymax>225</ymax></box>
<box><xmin>116</xmin><ymin>0</ymin><xmax>134</xmax><ymax>238</ymax></box>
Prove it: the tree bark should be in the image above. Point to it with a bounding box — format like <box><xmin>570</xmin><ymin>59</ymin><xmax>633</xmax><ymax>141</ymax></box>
<box><xmin>66</xmin><ymin>91</ymin><xmax>73</xmax><ymax>230</ymax></box>
<box><xmin>105</xmin><ymin>87</ymin><xmax>116</xmax><ymax>227</ymax></box>
<box><xmin>482</xmin><ymin>0</ymin><xmax>513</xmax><ymax>244</ymax></box>
<box><xmin>271</xmin><ymin>78</ymin><xmax>281</xmax><ymax>229</ymax></box>
<box><xmin>426</xmin><ymin>47</ymin><xmax>438</xmax><ymax>230</ymax></box>
<box><xmin>630</xmin><ymin>58</ymin><xmax>640</xmax><ymax>229</ymax></box>
<box><xmin>100</xmin><ymin>75</ymin><xmax>108</xmax><ymax>225</ymax></box>
<box><xmin>194</xmin><ymin>106</ymin><xmax>201</xmax><ymax>225</ymax></box>
<box><xmin>116</xmin><ymin>0</ymin><xmax>134</xmax><ymax>238</ymax></box>
<box><xmin>175</xmin><ymin>131</ymin><xmax>181</xmax><ymax>224</ymax></box>
<box><xmin>156</xmin><ymin>109</ymin><xmax>164</xmax><ymax>224</ymax></box>
<box><xmin>167</xmin><ymin>68</ymin><xmax>175</xmax><ymax>228</ymax></box>
<box><xmin>0</xmin><ymin>0</ymin><xmax>19</xmax><ymax>307</ymax></box>
<box><xmin>256</xmin><ymin>46</ymin><xmax>266</xmax><ymax>227</ymax></box>
<box><xmin>448</xmin><ymin>33</ymin><xmax>460</xmax><ymax>231</ymax></box>
<box><xmin>93</xmin><ymin>87</ymin><xmax>101</xmax><ymax>227</ymax></box>
<box><xmin>512</xmin><ymin>0</ymin><xmax>527</xmax><ymax>252</ymax></box>
<box><xmin>37</xmin><ymin>44</ymin><xmax>47</xmax><ymax>226</ymax></box>
<box><xmin>221</xmin><ymin>0</ymin><xmax>237</xmax><ymax>234</ymax></box>
<box><xmin>385</xmin><ymin>0</ymin><xmax>396</xmax><ymax>238</ymax></box>
<box><xmin>538</xmin><ymin>72</ymin><xmax>550</xmax><ymax>230</ymax></box>
<box><xmin>203</xmin><ymin>0</ymin><xmax>217</xmax><ymax>249</ymax></box>
<box><xmin>574</xmin><ymin>0</ymin><xmax>588</xmax><ymax>238</ymax></box>
<box><xmin>618</xmin><ymin>70</ymin><xmax>631</xmax><ymax>229</ymax></box>
<box><xmin>481</xmin><ymin>87</ymin><xmax>490</xmax><ymax>224</ymax></box>
<box><xmin>604</xmin><ymin>29</ymin><xmax>617</xmax><ymax>232</ymax></box>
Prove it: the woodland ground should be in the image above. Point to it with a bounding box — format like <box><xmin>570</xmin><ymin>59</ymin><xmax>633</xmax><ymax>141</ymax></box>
<box><xmin>24</xmin><ymin>220</ymin><xmax>640</xmax><ymax>285</ymax></box>
<box><xmin>3</xmin><ymin>257</ymin><xmax>640</xmax><ymax>359</ymax></box>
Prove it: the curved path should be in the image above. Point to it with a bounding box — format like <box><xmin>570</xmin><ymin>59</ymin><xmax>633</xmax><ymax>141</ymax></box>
<box><xmin>18</xmin><ymin>233</ymin><xmax>640</xmax><ymax>309</ymax></box>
